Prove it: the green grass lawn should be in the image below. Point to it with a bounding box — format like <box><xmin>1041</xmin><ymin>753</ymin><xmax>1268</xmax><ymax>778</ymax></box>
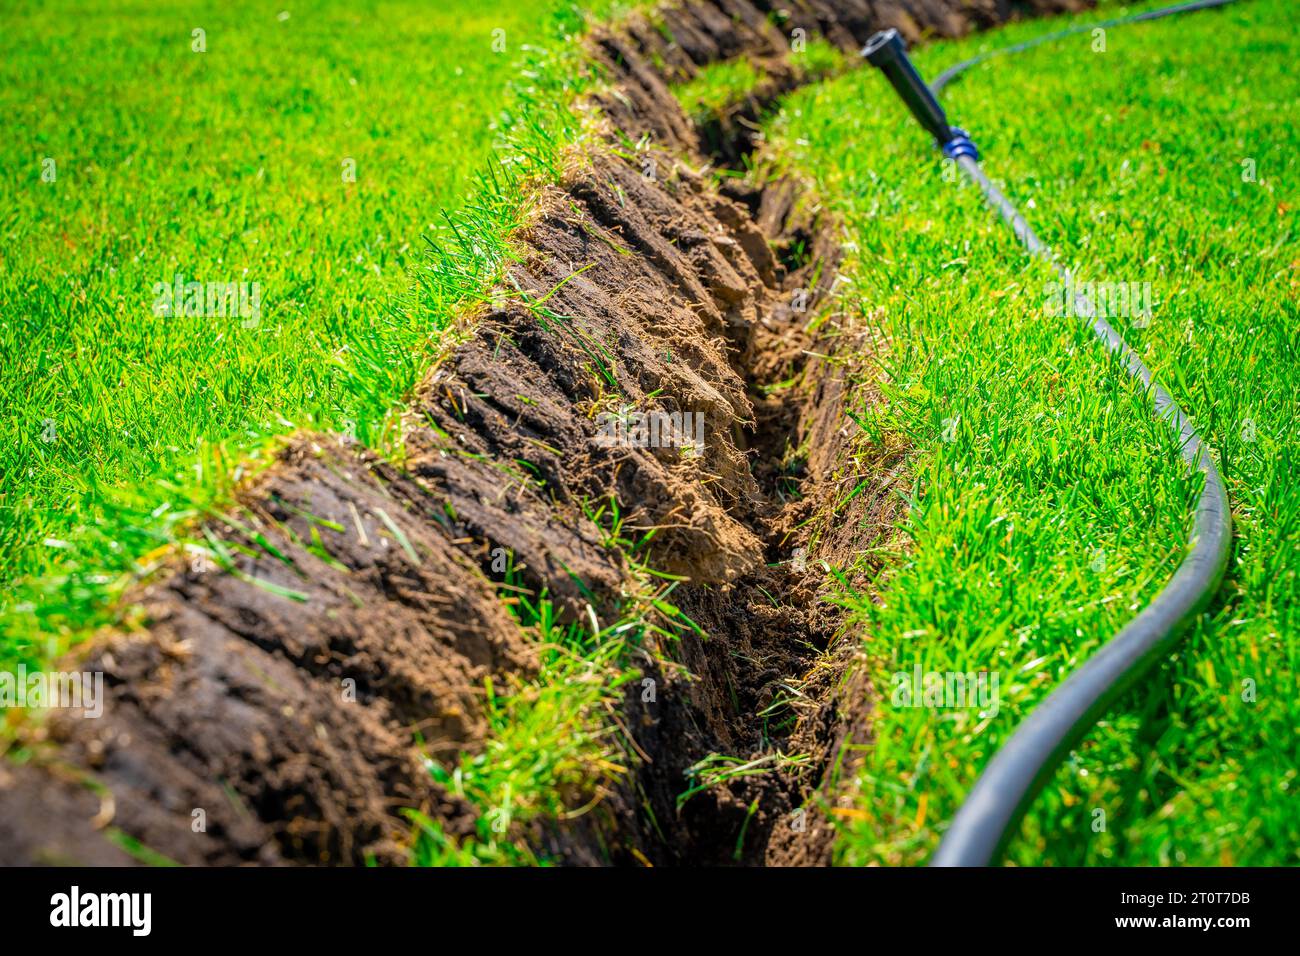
<box><xmin>7</xmin><ymin>0</ymin><xmax>1295</xmax><ymax>869</ymax></box>
<box><xmin>0</xmin><ymin>0</ymin><xmax>628</xmax><ymax>666</ymax></box>
<box><xmin>670</xmin><ymin>37</ymin><xmax>845</xmax><ymax>124</ymax></box>
<box><xmin>767</xmin><ymin>0</ymin><xmax>1298</xmax><ymax>864</ymax></box>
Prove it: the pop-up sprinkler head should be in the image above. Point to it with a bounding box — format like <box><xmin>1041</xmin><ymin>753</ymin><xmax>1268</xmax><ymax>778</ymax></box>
<box><xmin>862</xmin><ymin>29</ymin><xmax>956</xmax><ymax>148</ymax></box>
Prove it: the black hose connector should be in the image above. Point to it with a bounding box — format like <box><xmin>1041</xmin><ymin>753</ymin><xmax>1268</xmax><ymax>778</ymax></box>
<box><xmin>862</xmin><ymin>29</ymin><xmax>953</xmax><ymax>146</ymax></box>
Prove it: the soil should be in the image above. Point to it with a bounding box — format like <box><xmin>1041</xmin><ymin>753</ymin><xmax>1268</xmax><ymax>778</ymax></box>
<box><xmin>0</xmin><ymin>0</ymin><xmax>1090</xmax><ymax>866</ymax></box>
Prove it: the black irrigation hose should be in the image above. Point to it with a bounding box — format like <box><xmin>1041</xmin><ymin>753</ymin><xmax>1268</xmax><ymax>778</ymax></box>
<box><xmin>863</xmin><ymin>0</ymin><xmax>1240</xmax><ymax>866</ymax></box>
<box><xmin>929</xmin><ymin>0</ymin><xmax>1242</xmax><ymax>96</ymax></box>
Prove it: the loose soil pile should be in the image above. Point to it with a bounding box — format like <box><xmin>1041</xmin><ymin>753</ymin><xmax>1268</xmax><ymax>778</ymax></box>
<box><xmin>0</xmin><ymin>0</ymin><xmax>1088</xmax><ymax>866</ymax></box>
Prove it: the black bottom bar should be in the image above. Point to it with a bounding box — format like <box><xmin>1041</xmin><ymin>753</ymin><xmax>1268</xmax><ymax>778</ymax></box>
<box><xmin>1</xmin><ymin>866</ymin><xmax>1291</xmax><ymax>941</ymax></box>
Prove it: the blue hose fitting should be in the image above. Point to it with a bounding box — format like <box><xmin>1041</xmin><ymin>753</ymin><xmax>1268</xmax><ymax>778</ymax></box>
<box><xmin>942</xmin><ymin>128</ymin><xmax>980</xmax><ymax>162</ymax></box>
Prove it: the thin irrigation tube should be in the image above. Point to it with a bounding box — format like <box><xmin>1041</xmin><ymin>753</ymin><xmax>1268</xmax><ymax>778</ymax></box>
<box><xmin>929</xmin><ymin>0</ymin><xmax>1242</xmax><ymax>96</ymax></box>
<box><xmin>861</xmin><ymin>0</ymin><xmax>1240</xmax><ymax>867</ymax></box>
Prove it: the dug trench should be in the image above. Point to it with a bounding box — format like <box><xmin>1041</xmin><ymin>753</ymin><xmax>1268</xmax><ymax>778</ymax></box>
<box><xmin>0</xmin><ymin>0</ymin><xmax>1088</xmax><ymax>866</ymax></box>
